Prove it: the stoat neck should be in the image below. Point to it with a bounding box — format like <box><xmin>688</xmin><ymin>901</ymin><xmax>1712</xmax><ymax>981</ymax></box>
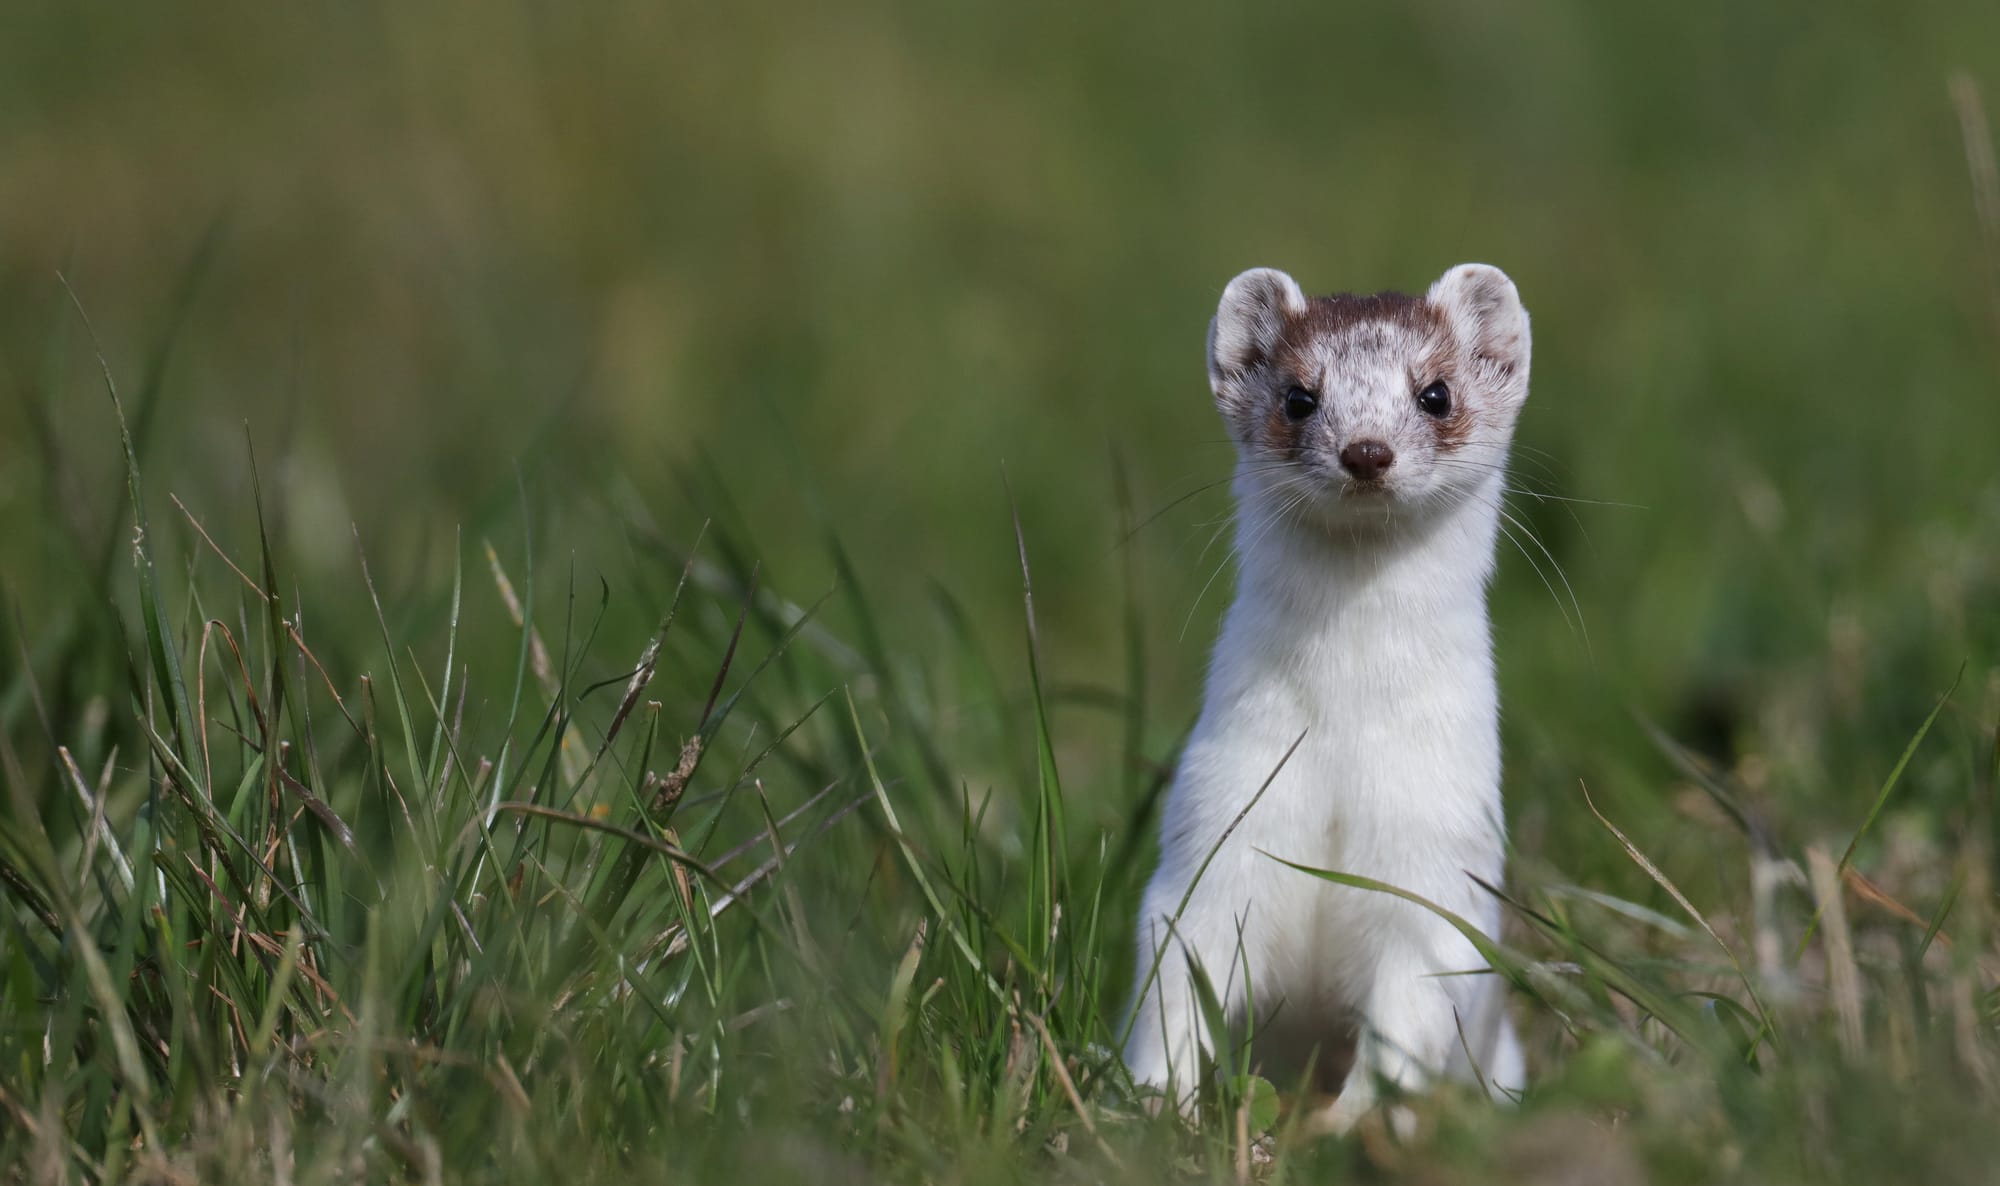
<box><xmin>1229</xmin><ymin>468</ymin><xmax>1505</xmax><ymax>628</ymax></box>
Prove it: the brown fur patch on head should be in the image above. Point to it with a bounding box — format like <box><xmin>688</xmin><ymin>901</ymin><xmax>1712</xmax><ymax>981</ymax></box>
<box><xmin>1260</xmin><ymin>396</ymin><xmax>1308</xmax><ymax>462</ymax></box>
<box><xmin>1426</xmin><ymin>393</ymin><xmax>1477</xmax><ymax>452</ymax></box>
<box><xmin>1270</xmin><ymin>291</ymin><xmax>1443</xmax><ymax>379</ymax></box>
<box><xmin>1414</xmin><ymin>355</ymin><xmax>1477</xmax><ymax>454</ymax></box>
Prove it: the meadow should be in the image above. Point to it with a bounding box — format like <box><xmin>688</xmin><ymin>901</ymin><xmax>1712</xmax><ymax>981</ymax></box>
<box><xmin>4</xmin><ymin>2</ymin><xmax>2000</xmax><ymax>1181</ymax></box>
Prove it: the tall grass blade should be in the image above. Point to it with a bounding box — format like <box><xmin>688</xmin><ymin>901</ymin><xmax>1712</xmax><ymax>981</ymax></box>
<box><xmin>1580</xmin><ymin>781</ymin><xmax>1775</xmax><ymax>1040</ymax></box>
<box><xmin>1796</xmin><ymin>662</ymin><xmax>1964</xmax><ymax>959</ymax></box>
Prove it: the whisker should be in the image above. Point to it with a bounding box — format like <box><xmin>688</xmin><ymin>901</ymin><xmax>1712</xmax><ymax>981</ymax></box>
<box><xmin>1505</xmin><ymin>488</ymin><xmax>1644</xmax><ymax>510</ymax></box>
<box><xmin>1430</xmin><ymin>457</ymin><xmax>1643</xmax><ymax>511</ymax></box>
<box><xmin>1191</xmin><ymin>505</ymin><xmax>1237</xmax><ymax>570</ymax></box>
<box><xmin>1118</xmin><ymin>460</ymin><xmax>1304</xmax><ymax>552</ymax></box>
<box><xmin>1180</xmin><ymin>471</ymin><xmax>1318</xmax><ymax>640</ymax></box>
<box><xmin>1181</xmin><ymin>531</ymin><xmax>1248</xmax><ymax>641</ymax></box>
<box><xmin>1496</xmin><ymin>517</ymin><xmax>1579</xmax><ymax>642</ymax></box>
<box><xmin>1183</xmin><ymin>521</ymin><xmax>1256</xmax><ymax>640</ymax></box>
<box><xmin>1493</xmin><ymin>501</ymin><xmax>1591</xmax><ymax>656</ymax></box>
<box><xmin>1422</xmin><ymin>464</ymin><xmax>1596</xmax><ymax>655</ymax></box>
<box><xmin>1431</xmin><ymin>457</ymin><xmax>1639</xmax><ymax>563</ymax></box>
<box><xmin>1118</xmin><ymin>475</ymin><xmax>1239</xmax><ymax>550</ymax></box>
<box><xmin>1508</xmin><ymin>443</ymin><xmax>1574</xmax><ymax>487</ymax></box>
<box><xmin>1430</xmin><ymin>474</ymin><xmax>1585</xmax><ymax>648</ymax></box>
<box><xmin>1159</xmin><ymin>446</ymin><xmax>1596</xmax><ymax>659</ymax></box>
<box><xmin>1439</xmin><ymin>448</ymin><xmax>1563</xmax><ymax>491</ymax></box>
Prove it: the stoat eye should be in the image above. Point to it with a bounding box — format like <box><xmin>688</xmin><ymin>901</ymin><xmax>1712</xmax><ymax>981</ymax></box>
<box><xmin>1282</xmin><ymin>386</ymin><xmax>1319</xmax><ymax>421</ymax></box>
<box><xmin>1416</xmin><ymin>380</ymin><xmax>1451</xmax><ymax>417</ymax></box>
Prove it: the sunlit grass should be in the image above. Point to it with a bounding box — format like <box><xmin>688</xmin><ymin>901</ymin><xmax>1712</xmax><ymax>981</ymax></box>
<box><xmin>5</xmin><ymin>16</ymin><xmax>2000</xmax><ymax>1176</ymax></box>
<box><xmin>3</xmin><ymin>301</ymin><xmax>1998</xmax><ymax>1183</ymax></box>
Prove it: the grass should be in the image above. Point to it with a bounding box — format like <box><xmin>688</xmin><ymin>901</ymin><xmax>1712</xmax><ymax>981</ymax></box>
<box><xmin>5</xmin><ymin>2</ymin><xmax>2000</xmax><ymax>1180</ymax></box>
<box><xmin>3</xmin><ymin>290</ymin><xmax>1999</xmax><ymax>1185</ymax></box>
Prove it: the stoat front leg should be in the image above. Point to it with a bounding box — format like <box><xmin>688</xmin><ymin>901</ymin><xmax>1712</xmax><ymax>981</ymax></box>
<box><xmin>1122</xmin><ymin>887</ymin><xmax>1248</xmax><ymax>1113</ymax></box>
<box><xmin>1317</xmin><ymin>931</ymin><xmax>1467</xmax><ymax>1137</ymax></box>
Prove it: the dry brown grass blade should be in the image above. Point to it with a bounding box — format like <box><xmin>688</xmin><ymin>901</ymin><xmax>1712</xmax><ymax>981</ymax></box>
<box><xmin>1835</xmin><ymin>866</ymin><xmax>2000</xmax><ymax>984</ymax></box>
<box><xmin>650</xmin><ymin>735</ymin><xmax>704</xmax><ymax>816</ymax></box>
<box><xmin>1841</xmin><ymin>866</ymin><xmax>1935</xmax><ymax>935</ymax></box>
<box><xmin>662</xmin><ymin>826</ymin><xmax>695</xmax><ymax>915</ymax></box>
<box><xmin>492</xmin><ymin>802</ymin><xmax>710</xmax><ymax>870</ymax></box>
<box><xmin>274</xmin><ymin>758</ymin><xmax>363</xmax><ymax>859</ymax></box>
<box><xmin>658</xmin><ymin>791</ymin><xmax>870</xmax><ymax>958</ymax></box>
<box><xmin>173</xmin><ymin>493</ymin><xmax>271</xmax><ymax>602</ymax></box>
<box><xmin>599</xmin><ymin>635</ymin><xmax>661</xmax><ymax>757</ymax></box>
<box><xmin>1024</xmin><ymin>1008</ymin><xmax>1123</xmax><ymax>1169</ymax></box>
<box><xmin>1807</xmin><ymin>847</ymin><xmax>1864</xmax><ymax>1059</ymax></box>
<box><xmin>1950</xmin><ymin>74</ymin><xmax>2000</xmax><ymax>339</ymax></box>
<box><xmin>491</xmin><ymin>1053</ymin><xmax>532</xmax><ymax>1116</ymax></box>
<box><xmin>194</xmin><ymin>618</ymin><xmax>266</xmax><ymax>801</ymax></box>
<box><xmin>484</xmin><ymin>540</ymin><xmax>554</xmax><ymax>696</ymax></box>
<box><xmin>1581</xmin><ymin>781</ymin><xmax>1773</xmax><ymax>1031</ymax></box>
<box><xmin>283</xmin><ymin>618</ymin><xmax>365</xmax><ymax>740</ymax></box>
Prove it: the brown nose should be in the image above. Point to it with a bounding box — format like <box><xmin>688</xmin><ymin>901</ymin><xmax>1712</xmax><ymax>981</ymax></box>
<box><xmin>1338</xmin><ymin>439</ymin><xmax>1396</xmax><ymax>481</ymax></box>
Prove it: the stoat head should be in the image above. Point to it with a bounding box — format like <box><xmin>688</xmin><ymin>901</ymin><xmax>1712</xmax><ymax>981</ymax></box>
<box><xmin>1207</xmin><ymin>263</ymin><xmax>1531</xmax><ymax>532</ymax></box>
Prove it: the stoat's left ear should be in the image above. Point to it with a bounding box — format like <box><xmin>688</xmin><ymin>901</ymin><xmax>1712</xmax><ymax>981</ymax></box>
<box><xmin>1428</xmin><ymin>263</ymin><xmax>1531</xmax><ymax>397</ymax></box>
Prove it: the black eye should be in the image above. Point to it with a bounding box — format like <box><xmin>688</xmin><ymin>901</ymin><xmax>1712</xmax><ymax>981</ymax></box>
<box><xmin>1416</xmin><ymin>380</ymin><xmax>1451</xmax><ymax>418</ymax></box>
<box><xmin>1283</xmin><ymin>386</ymin><xmax>1319</xmax><ymax>421</ymax></box>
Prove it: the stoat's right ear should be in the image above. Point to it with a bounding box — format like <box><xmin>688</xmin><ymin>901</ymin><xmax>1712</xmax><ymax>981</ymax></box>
<box><xmin>1207</xmin><ymin>268</ymin><xmax>1307</xmax><ymax>384</ymax></box>
<box><xmin>1427</xmin><ymin>263</ymin><xmax>1530</xmax><ymax>401</ymax></box>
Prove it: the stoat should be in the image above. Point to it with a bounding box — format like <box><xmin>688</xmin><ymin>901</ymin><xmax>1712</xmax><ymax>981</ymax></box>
<box><xmin>1124</xmin><ymin>263</ymin><xmax>1530</xmax><ymax>1132</ymax></box>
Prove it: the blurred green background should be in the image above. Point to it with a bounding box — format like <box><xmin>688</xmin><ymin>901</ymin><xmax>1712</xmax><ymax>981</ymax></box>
<box><xmin>4</xmin><ymin>0</ymin><xmax>1999</xmax><ymax>886</ymax></box>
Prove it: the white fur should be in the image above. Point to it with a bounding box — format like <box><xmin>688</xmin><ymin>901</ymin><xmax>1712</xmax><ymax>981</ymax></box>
<box><xmin>1125</xmin><ymin>264</ymin><xmax>1530</xmax><ymax>1129</ymax></box>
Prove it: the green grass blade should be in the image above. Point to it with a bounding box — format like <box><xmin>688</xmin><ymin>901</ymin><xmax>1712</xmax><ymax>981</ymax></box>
<box><xmin>1579</xmin><ymin>781</ymin><xmax>1776</xmax><ymax>1041</ymax></box>
<box><xmin>60</xmin><ymin>276</ymin><xmax>201</xmax><ymax>783</ymax></box>
<box><xmin>1795</xmin><ymin>662</ymin><xmax>1965</xmax><ymax>960</ymax></box>
<box><xmin>846</xmin><ymin>689</ymin><xmax>1003</xmax><ymax>1002</ymax></box>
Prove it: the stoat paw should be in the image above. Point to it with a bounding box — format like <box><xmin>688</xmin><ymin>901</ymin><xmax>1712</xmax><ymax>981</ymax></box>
<box><xmin>1308</xmin><ymin>1088</ymin><xmax>1418</xmax><ymax>1144</ymax></box>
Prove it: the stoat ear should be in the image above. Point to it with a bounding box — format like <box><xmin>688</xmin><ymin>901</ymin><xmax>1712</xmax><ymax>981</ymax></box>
<box><xmin>1427</xmin><ymin>263</ymin><xmax>1531</xmax><ymax>394</ymax></box>
<box><xmin>1207</xmin><ymin>268</ymin><xmax>1307</xmax><ymax>384</ymax></box>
